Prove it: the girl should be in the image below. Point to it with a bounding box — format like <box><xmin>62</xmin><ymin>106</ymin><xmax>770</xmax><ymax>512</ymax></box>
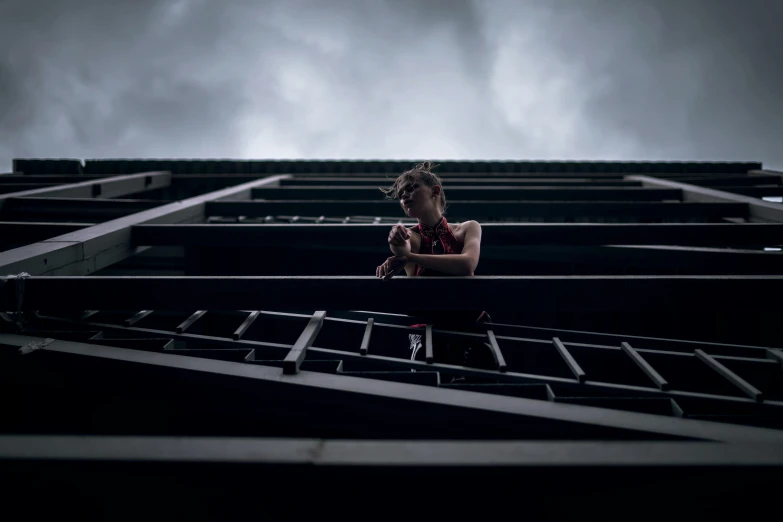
<box><xmin>375</xmin><ymin>162</ymin><xmax>494</xmax><ymax>369</ymax></box>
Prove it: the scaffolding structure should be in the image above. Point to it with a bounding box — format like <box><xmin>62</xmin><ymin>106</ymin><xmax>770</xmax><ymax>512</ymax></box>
<box><xmin>1</xmin><ymin>159</ymin><xmax>782</xmax><ymax>516</ymax></box>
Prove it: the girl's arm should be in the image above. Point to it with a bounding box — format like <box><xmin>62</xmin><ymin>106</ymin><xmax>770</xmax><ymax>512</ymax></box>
<box><xmin>408</xmin><ymin>221</ymin><xmax>481</xmax><ymax>276</ymax></box>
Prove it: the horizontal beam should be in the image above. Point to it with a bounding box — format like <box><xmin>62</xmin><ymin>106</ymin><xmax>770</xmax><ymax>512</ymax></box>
<box><xmin>280</xmin><ymin>177</ymin><xmax>645</xmax><ymax>187</ymax></box>
<box><xmin>490</xmin><ymin>244</ymin><xmax>783</xmax><ymax>274</ymax></box>
<box><xmin>0</xmin><ymin>221</ymin><xmax>94</xmax><ymax>245</ymax></box>
<box><xmin>253</xmin><ymin>187</ymin><xmax>682</xmax><ymax>201</ymax></box>
<box><xmin>0</xmin><ymin>171</ymin><xmax>171</xmax><ymax>210</ymax></box>
<box><xmin>131</xmin><ymin>223</ymin><xmax>783</xmax><ymax>248</ymax></box>
<box><xmin>1</xmin><ymin>435</ymin><xmax>782</xmax><ymax>466</ymax></box>
<box><xmin>0</xmin><ymin>183</ymin><xmax>62</xmax><ymax>194</ymax></box>
<box><xmin>0</xmin><ymin>197</ymin><xmax>165</xmax><ymax>221</ymax></box>
<box><xmin>720</xmin><ymin>186</ymin><xmax>783</xmax><ymax>198</ymax></box>
<box><xmin>3</xmin><ymin>276</ymin><xmax>782</xmax><ymax>312</ymax></box>
<box><xmin>207</xmin><ymin>201</ymin><xmax>747</xmax><ymax>220</ymax></box>
<box><xmin>678</xmin><ymin>175</ymin><xmax>782</xmax><ymax>187</ymax></box>
<box><xmin>0</xmin><ymin>175</ymin><xmax>289</xmax><ymax>276</ymax></box>
<box><xmin>628</xmin><ymin>175</ymin><xmax>783</xmax><ymax>223</ymax></box>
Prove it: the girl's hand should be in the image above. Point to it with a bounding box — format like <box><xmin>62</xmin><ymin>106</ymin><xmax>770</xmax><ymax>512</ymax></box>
<box><xmin>388</xmin><ymin>225</ymin><xmax>411</xmax><ymax>256</ymax></box>
<box><xmin>375</xmin><ymin>255</ymin><xmax>408</xmax><ymax>281</ymax></box>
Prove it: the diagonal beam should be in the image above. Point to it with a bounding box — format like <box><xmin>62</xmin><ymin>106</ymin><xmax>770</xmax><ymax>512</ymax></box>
<box><xmin>0</xmin><ymin>171</ymin><xmax>170</xmax><ymax>210</ymax></box>
<box><xmin>1</xmin><ymin>332</ymin><xmax>781</xmax><ymax>443</ymax></box>
<box><xmin>627</xmin><ymin>175</ymin><xmax>783</xmax><ymax>222</ymax></box>
<box><xmin>0</xmin><ymin>175</ymin><xmax>289</xmax><ymax>276</ymax></box>
<box><xmin>283</xmin><ymin>311</ymin><xmax>326</xmax><ymax>374</ymax></box>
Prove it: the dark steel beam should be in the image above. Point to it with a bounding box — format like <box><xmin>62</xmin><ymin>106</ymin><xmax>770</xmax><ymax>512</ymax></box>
<box><xmin>0</xmin><ymin>183</ymin><xmax>63</xmax><ymax>195</ymax></box>
<box><xmin>6</xmin><ymin>276</ymin><xmax>781</xmax><ymax>314</ymax></box>
<box><xmin>2</xmin><ymin>332</ymin><xmax>780</xmax><ymax>442</ymax></box>
<box><xmin>1</xmin><ymin>197</ymin><xmax>165</xmax><ymax>221</ymax></box>
<box><xmin>553</xmin><ymin>337</ymin><xmax>587</xmax><ymax>383</ymax></box>
<box><xmin>176</xmin><ymin>310</ymin><xmax>207</xmax><ymax>333</ymax></box>
<box><xmin>283</xmin><ymin>311</ymin><xmax>326</xmax><ymax>374</ymax></box>
<box><xmin>206</xmin><ymin>201</ymin><xmax>747</xmax><ymax>220</ymax></box>
<box><xmin>720</xmin><ymin>186</ymin><xmax>783</xmax><ymax>198</ymax></box>
<box><xmin>0</xmin><ymin>222</ymin><xmax>94</xmax><ymax>245</ymax></box>
<box><xmin>252</xmin><ymin>187</ymin><xmax>683</xmax><ymax>201</ymax></box>
<box><xmin>486</xmin><ymin>330</ymin><xmax>507</xmax><ymax>372</ymax></box>
<box><xmin>749</xmin><ymin>169</ymin><xmax>783</xmax><ymax>185</ymax></box>
<box><xmin>0</xmin><ymin>171</ymin><xmax>170</xmax><ymax>211</ymax></box>
<box><xmin>677</xmin><ymin>175</ymin><xmax>782</xmax><ymax>187</ymax></box>
<box><xmin>280</xmin><ymin>177</ymin><xmax>645</xmax><ymax>187</ymax></box>
<box><xmin>232</xmin><ymin>310</ymin><xmax>261</xmax><ymax>340</ymax></box>
<box><xmin>1</xmin><ymin>435</ymin><xmax>782</xmax><ymax>466</ymax></box>
<box><xmin>131</xmin><ymin>223</ymin><xmax>783</xmax><ymax>247</ymax></box>
<box><xmin>621</xmin><ymin>342</ymin><xmax>669</xmax><ymax>391</ymax></box>
<box><xmin>0</xmin><ymin>175</ymin><xmax>289</xmax><ymax>276</ymax></box>
<box><xmin>484</xmin><ymin>244</ymin><xmax>783</xmax><ymax>274</ymax></box>
<box><xmin>33</xmin><ymin>313</ymin><xmax>783</xmax><ymax>409</ymax></box>
<box><xmin>695</xmin><ymin>349</ymin><xmax>765</xmax><ymax>402</ymax></box>
<box><xmin>359</xmin><ymin>318</ymin><xmax>373</xmax><ymax>356</ymax></box>
<box><xmin>628</xmin><ymin>175</ymin><xmax>783</xmax><ymax>223</ymax></box>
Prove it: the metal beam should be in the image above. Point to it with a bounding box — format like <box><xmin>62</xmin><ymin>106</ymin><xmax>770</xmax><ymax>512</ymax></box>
<box><xmin>1</xmin><ymin>197</ymin><xmax>165</xmax><ymax>221</ymax></box>
<box><xmin>2</xmin><ymin>333</ymin><xmax>781</xmax><ymax>442</ymax></box>
<box><xmin>677</xmin><ymin>175</ymin><xmax>782</xmax><ymax>187</ymax></box>
<box><xmin>485</xmin><ymin>244</ymin><xmax>783</xmax><ymax>274</ymax></box>
<box><xmin>131</xmin><ymin>223</ymin><xmax>783</xmax><ymax>247</ymax></box>
<box><xmin>35</xmin><ymin>313</ymin><xmax>782</xmax><ymax>410</ymax></box>
<box><xmin>0</xmin><ymin>222</ymin><xmax>94</xmax><ymax>245</ymax></box>
<box><xmin>621</xmin><ymin>342</ymin><xmax>669</xmax><ymax>391</ymax></box>
<box><xmin>206</xmin><ymin>201</ymin><xmax>747</xmax><ymax>220</ymax></box>
<box><xmin>627</xmin><ymin>175</ymin><xmax>783</xmax><ymax>223</ymax></box>
<box><xmin>749</xmin><ymin>169</ymin><xmax>783</xmax><ymax>185</ymax></box>
<box><xmin>280</xmin><ymin>178</ymin><xmax>646</xmax><ymax>187</ymax></box>
<box><xmin>252</xmin><ymin>187</ymin><xmax>683</xmax><ymax>201</ymax></box>
<box><xmin>1</xmin><ymin>435</ymin><xmax>782</xmax><ymax>466</ymax></box>
<box><xmin>0</xmin><ymin>175</ymin><xmax>289</xmax><ymax>276</ymax></box>
<box><xmin>283</xmin><ymin>310</ymin><xmax>326</xmax><ymax>374</ymax></box>
<box><xmin>695</xmin><ymin>349</ymin><xmax>765</xmax><ymax>402</ymax></box>
<box><xmin>0</xmin><ymin>171</ymin><xmax>170</xmax><ymax>210</ymax></box>
<box><xmin>553</xmin><ymin>337</ymin><xmax>587</xmax><ymax>383</ymax></box>
<box><xmin>4</xmin><ymin>276</ymin><xmax>782</xmax><ymax>312</ymax></box>
<box><xmin>0</xmin><ymin>183</ymin><xmax>63</xmax><ymax>194</ymax></box>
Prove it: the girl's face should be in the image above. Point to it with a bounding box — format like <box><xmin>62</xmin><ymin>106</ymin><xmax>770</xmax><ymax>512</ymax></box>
<box><xmin>398</xmin><ymin>175</ymin><xmax>435</xmax><ymax>217</ymax></box>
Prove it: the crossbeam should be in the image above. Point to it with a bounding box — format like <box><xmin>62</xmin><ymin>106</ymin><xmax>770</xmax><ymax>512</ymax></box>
<box><xmin>1</xmin><ymin>197</ymin><xmax>165</xmax><ymax>221</ymax></box>
<box><xmin>280</xmin><ymin>178</ymin><xmax>646</xmax><ymax>187</ymax></box>
<box><xmin>0</xmin><ymin>222</ymin><xmax>94</xmax><ymax>245</ymax></box>
<box><xmin>2</xmin><ymin>276</ymin><xmax>781</xmax><ymax>312</ymax></box>
<box><xmin>628</xmin><ymin>175</ymin><xmax>783</xmax><ymax>223</ymax></box>
<box><xmin>0</xmin><ymin>175</ymin><xmax>289</xmax><ymax>275</ymax></box>
<box><xmin>0</xmin><ymin>171</ymin><xmax>171</xmax><ymax>211</ymax></box>
<box><xmin>252</xmin><ymin>187</ymin><xmax>683</xmax><ymax>201</ymax></box>
<box><xmin>1</xmin><ymin>332</ymin><xmax>781</xmax><ymax>443</ymax></box>
<box><xmin>131</xmin><ymin>223</ymin><xmax>783</xmax><ymax>247</ymax></box>
<box><xmin>207</xmin><ymin>201</ymin><xmax>747</xmax><ymax>220</ymax></box>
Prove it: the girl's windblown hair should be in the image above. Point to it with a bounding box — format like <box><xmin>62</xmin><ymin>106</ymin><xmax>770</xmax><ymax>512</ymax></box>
<box><xmin>379</xmin><ymin>161</ymin><xmax>448</xmax><ymax>214</ymax></box>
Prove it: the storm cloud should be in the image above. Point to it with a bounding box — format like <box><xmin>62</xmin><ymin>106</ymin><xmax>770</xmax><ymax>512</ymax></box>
<box><xmin>1</xmin><ymin>0</ymin><xmax>781</xmax><ymax>170</ymax></box>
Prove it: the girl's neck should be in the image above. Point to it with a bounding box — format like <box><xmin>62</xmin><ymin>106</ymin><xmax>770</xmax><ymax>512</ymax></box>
<box><xmin>417</xmin><ymin>208</ymin><xmax>443</xmax><ymax>228</ymax></box>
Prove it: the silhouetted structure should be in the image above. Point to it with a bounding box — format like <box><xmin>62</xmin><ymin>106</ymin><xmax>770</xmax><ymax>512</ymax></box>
<box><xmin>1</xmin><ymin>159</ymin><xmax>782</xmax><ymax>517</ymax></box>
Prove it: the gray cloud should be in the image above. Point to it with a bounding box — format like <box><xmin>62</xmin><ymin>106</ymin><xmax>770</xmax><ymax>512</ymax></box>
<box><xmin>1</xmin><ymin>0</ymin><xmax>781</xmax><ymax>171</ymax></box>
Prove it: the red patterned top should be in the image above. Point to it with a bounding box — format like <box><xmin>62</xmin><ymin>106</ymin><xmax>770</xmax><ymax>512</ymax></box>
<box><xmin>413</xmin><ymin>216</ymin><xmax>462</xmax><ymax>276</ymax></box>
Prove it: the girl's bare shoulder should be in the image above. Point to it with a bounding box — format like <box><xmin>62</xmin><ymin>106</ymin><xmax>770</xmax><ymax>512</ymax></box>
<box><xmin>451</xmin><ymin>220</ymin><xmax>480</xmax><ymax>241</ymax></box>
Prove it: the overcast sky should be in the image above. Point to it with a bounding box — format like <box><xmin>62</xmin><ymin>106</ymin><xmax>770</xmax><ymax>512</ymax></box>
<box><xmin>1</xmin><ymin>0</ymin><xmax>781</xmax><ymax>171</ymax></box>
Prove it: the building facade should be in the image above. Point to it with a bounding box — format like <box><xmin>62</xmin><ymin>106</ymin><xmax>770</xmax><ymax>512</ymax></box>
<box><xmin>1</xmin><ymin>159</ymin><xmax>782</xmax><ymax>517</ymax></box>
